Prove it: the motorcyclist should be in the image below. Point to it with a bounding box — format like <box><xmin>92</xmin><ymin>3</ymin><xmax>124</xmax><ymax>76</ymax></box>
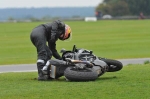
<box><xmin>30</xmin><ymin>20</ymin><xmax>72</xmax><ymax>81</ymax></box>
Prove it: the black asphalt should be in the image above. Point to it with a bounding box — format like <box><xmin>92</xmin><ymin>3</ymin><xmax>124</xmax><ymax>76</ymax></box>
<box><xmin>0</xmin><ymin>58</ymin><xmax>150</xmax><ymax>73</ymax></box>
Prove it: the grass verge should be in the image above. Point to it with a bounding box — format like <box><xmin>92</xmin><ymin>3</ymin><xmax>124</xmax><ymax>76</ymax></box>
<box><xmin>0</xmin><ymin>64</ymin><xmax>150</xmax><ymax>99</ymax></box>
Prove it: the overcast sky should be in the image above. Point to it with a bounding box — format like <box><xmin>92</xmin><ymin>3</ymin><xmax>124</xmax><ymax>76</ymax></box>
<box><xmin>0</xmin><ymin>0</ymin><xmax>103</xmax><ymax>8</ymax></box>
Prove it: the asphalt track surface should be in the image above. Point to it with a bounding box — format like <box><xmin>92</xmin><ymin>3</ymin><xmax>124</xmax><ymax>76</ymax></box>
<box><xmin>0</xmin><ymin>58</ymin><xmax>150</xmax><ymax>73</ymax></box>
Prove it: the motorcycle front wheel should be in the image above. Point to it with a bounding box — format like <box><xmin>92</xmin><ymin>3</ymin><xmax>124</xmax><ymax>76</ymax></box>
<box><xmin>99</xmin><ymin>58</ymin><xmax>123</xmax><ymax>72</ymax></box>
<box><xmin>64</xmin><ymin>67</ymin><xmax>98</xmax><ymax>81</ymax></box>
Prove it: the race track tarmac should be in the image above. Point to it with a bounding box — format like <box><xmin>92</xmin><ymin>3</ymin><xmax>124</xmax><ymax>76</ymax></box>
<box><xmin>0</xmin><ymin>58</ymin><xmax>150</xmax><ymax>73</ymax></box>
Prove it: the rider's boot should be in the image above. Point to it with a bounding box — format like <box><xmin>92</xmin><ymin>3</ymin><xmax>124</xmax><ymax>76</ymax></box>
<box><xmin>37</xmin><ymin>59</ymin><xmax>50</xmax><ymax>81</ymax></box>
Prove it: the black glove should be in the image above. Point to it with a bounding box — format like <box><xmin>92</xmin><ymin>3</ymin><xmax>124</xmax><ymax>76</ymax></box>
<box><xmin>65</xmin><ymin>59</ymin><xmax>73</xmax><ymax>66</ymax></box>
<box><xmin>58</xmin><ymin>57</ymin><xmax>63</xmax><ymax>60</ymax></box>
<box><xmin>66</xmin><ymin>61</ymin><xmax>71</xmax><ymax>66</ymax></box>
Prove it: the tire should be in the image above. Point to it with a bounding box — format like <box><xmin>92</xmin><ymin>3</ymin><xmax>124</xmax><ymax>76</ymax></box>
<box><xmin>99</xmin><ymin>58</ymin><xmax>123</xmax><ymax>72</ymax></box>
<box><xmin>64</xmin><ymin>67</ymin><xmax>98</xmax><ymax>81</ymax></box>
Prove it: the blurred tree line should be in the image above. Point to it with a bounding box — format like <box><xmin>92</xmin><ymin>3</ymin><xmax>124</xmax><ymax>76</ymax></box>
<box><xmin>96</xmin><ymin>0</ymin><xmax>150</xmax><ymax>16</ymax></box>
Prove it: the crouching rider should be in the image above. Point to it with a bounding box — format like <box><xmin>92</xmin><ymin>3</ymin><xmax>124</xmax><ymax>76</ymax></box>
<box><xmin>30</xmin><ymin>20</ymin><xmax>72</xmax><ymax>81</ymax></box>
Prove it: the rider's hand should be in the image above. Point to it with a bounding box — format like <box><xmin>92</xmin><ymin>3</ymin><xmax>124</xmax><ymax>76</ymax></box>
<box><xmin>66</xmin><ymin>60</ymin><xmax>73</xmax><ymax>66</ymax></box>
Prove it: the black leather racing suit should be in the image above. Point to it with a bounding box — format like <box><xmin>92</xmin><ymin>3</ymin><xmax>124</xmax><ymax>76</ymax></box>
<box><xmin>30</xmin><ymin>20</ymin><xmax>65</xmax><ymax>79</ymax></box>
<box><xmin>30</xmin><ymin>20</ymin><xmax>65</xmax><ymax>61</ymax></box>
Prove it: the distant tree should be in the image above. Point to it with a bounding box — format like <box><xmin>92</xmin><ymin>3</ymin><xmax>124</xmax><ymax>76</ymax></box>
<box><xmin>96</xmin><ymin>0</ymin><xmax>130</xmax><ymax>16</ymax></box>
<box><xmin>96</xmin><ymin>0</ymin><xmax>150</xmax><ymax>16</ymax></box>
<box><xmin>42</xmin><ymin>15</ymin><xmax>51</xmax><ymax>20</ymax></box>
<box><xmin>8</xmin><ymin>17</ymin><xmax>15</xmax><ymax>21</ymax></box>
<box><xmin>112</xmin><ymin>0</ymin><xmax>130</xmax><ymax>16</ymax></box>
<box><xmin>125</xmin><ymin>0</ymin><xmax>150</xmax><ymax>15</ymax></box>
<box><xmin>29</xmin><ymin>17</ymin><xmax>40</xmax><ymax>22</ymax></box>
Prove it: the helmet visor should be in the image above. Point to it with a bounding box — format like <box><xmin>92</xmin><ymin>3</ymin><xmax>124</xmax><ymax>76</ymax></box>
<box><xmin>59</xmin><ymin>24</ymin><xmax>72</xmax><ymax>41</ymax></box>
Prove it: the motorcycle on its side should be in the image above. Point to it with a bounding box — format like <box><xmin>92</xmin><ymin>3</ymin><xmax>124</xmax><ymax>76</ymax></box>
<box><xmin>42</xmin><ymin>45</ymin><xmax>123</xmax><ymax>81</ymax></box>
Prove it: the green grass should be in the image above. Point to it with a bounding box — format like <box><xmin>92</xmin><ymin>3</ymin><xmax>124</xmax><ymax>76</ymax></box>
<box><xmin>0</xmin><ymin>20</ymin><xmax>150</xmax><ymax>98</ymax></box>
<box><xmin>0</xmin><ymin>20</ymin><xmax>150</xmax><ymax>65</ymax></box>
<box><xmin>0</xmin><ymin>64</ymin><xmax>150</xmax><ymax>99</ymax></box>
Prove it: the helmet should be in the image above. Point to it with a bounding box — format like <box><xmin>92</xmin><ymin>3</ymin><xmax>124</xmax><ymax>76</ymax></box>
<box><xmin>59</xmin><ymin>24</ymin><xmax>72</xmax><ymax>40</ymax></box>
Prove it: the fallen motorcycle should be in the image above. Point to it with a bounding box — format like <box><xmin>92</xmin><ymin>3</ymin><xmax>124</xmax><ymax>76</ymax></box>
<box><xmin>42</xmin><ymin>45</ymin><xmax>123</xmax><ymax>81</ymax></box>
